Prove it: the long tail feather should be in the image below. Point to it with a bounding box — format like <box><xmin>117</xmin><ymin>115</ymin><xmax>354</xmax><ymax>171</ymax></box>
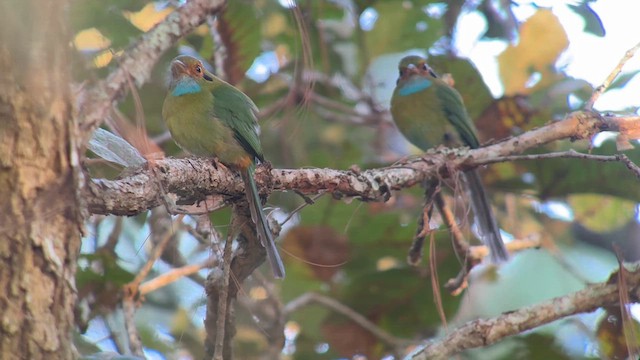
<box><xmin>462</xmin><ymin>170</ymin><xmax>509</xmax><ymax>263</ymax></box>
<box><xmin>241</xmin><ymin>166</ymin><xmax>286</xmax><ymax>279</ymax></box>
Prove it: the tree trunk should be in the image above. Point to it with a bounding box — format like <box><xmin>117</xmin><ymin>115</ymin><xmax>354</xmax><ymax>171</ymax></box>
<box><xmin>0</xmin><ymin>0</ymin><xmax>82</xmax><ymax>359</ymax></box>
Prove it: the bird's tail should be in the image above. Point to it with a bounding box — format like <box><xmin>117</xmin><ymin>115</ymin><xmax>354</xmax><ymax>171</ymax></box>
<box><xmin>462</xmin><ymin>170</ymin><xmax>509</xmax><ymax>263</ymax></box>
<box><xmin>241</xmin><ymin>165</ymin><xmax>286</xmax><ymax>279</ymax></box>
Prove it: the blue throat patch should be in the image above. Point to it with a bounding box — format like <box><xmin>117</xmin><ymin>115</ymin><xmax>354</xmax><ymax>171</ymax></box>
<box><xmin>398</xmin><ymin>77</ymin><xmax>432</xmax><ymax>96</ymax></box>
<box><xmin>172</xmin><ymin>78</ymin><xmax>202</xmax><ymax>97</ymax></box>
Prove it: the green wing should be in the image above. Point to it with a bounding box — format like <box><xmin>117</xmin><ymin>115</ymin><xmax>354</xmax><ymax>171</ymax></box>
<box><xmin>210</xmin><ymin>82</ymin><xmax>264</xmax><ymax>161</ymax></box>
<box><xmin>434</xmin><ymin>81</ymin><xmax>480</xmax><ymax>149</ymax></box>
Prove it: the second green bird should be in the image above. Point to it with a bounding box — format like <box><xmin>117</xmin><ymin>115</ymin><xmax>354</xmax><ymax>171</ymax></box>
<box><xmin>390</xmin><ymin>55</ymin><xmax>509</xmax><ymax>263</ymax></box>
<box><xmin>163</xmin><ymin>55</ymin><xmax>286</xmax><ymax>278</ymax></box>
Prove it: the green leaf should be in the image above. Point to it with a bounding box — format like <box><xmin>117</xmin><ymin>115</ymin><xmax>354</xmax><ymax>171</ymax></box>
<box><xmin>568</xmin><ymin>3</ymin><xmax>606</xmax><ymax>37</ymax></box>
<box><xmin>427</xmin><ymin>56</ymin><xmax>494</xmax><ymax>121</ymax></box>
<box><xmin>608</xmin><ymin>71</ymin><xmax>640</xmax><ymax>91</ymax></box>
<box><xmin>363</xmin><ymin>1</ymin><xmax>443</xmax><ymax>58</ymax></box>
<box><xmin>77</xmin><ymin>253</ymin><xmax>136</xmax><ymax>287</ymax></box>
<box><xmin>568</xmin><ymin>194</ymin><xmax>636</xmax><ymax>232</ymax></box>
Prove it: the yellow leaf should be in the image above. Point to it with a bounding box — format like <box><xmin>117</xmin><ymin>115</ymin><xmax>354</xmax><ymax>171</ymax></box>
<box><xmin>263</xmin><ymin>12</ymin><xmax>287</xmax><ymax>38</ymax></box>
<box><xmin>92</xmin><ymin>49</ymin><xmax>113</xmax><ymax>68</ymax></box>
<box><xmin>568</xmin><ymin>194</ymin><xmax>635</xmax><ymax>232</ymax></box>
<box><xmin>499</xmin><ymin>10</ymin><xmax>569</xmax><ymax>95</ymax></box>
<box><xmin>123</xmin><ymin>3</ymin><xmax>173</xmax><ymax>32</ymax></box>
<box><xmin>73</xmin><ymin>28</ymin><xmax>111</xmax><ymax>51</ymax></box>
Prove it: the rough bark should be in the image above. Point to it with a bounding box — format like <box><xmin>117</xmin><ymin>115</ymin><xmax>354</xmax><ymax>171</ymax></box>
<box><xmin>0</xmin><ymin>1</ymin><xmax>82</xmax><ymax>359</ymax></box>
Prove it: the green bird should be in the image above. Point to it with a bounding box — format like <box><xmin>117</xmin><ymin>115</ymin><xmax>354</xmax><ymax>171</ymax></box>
<box><xmin>390</xmin><ymin>55</ymin><xmax>508</xmax><ymax>263</ymax></box>
<box><xmin>162</xmin><ymin>55</ymin><xmax>285</xmax><ymax>278</ymax></box>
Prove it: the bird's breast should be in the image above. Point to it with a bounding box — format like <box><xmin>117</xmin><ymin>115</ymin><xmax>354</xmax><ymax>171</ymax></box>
<box><xmin>391</xmin><ymin>85</ymin><xmax>460</xmax><ymax>151</ymax></box>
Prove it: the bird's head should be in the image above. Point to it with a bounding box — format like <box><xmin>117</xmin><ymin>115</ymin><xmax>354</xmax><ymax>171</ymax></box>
<box><xmin>397</xmin><ymin>55</ymin><xmax>438</xmax><ymax>84</ymax></box>
<box><xmin>168</xmin><ymin>55</ymin><xmax>218</xmax><ymax>97</ymax></box>
<box><xmin>170</xmin><ymin>55</ymin><xmax>214</xmax><ymax>82</ymax></box>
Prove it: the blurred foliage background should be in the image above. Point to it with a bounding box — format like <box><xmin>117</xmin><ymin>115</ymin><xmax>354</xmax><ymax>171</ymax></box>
<box><xmin>75</xmin><ymin>0</ymin><xmax>640</xmax><ymax>359</ymax></box>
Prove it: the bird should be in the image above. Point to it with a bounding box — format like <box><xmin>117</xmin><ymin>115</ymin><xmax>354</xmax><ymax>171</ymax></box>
<box><xmin>162</xmin><ymin>55</ymin><xmax>286</xmax><ymax>278</ymax></box>
<box><xmin>390</xmin><ymin>55</ymin><xmax>509</xmax><ymax>263</ymax></box>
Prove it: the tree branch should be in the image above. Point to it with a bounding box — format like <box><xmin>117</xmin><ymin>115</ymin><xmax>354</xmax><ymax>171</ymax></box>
<box><xmin>585</xmin><ymin>40</ymin><xmax>640</xmax><ymax>110</ymax></box>
<box><xmin>408</xmin><ymin>264</ymin><xmax>640</xmax><ymax>359</ymax></box>
<box><xmin>85</xmin><ymin>111</ymin><xmax>638</xmax><ymax>216</ymax></box>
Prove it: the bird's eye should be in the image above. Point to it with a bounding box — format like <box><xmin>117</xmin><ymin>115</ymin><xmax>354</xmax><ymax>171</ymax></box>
<box><xmin>195</xmin><ymin>65</ymin><xmax>202</xmax><ymax>74</ymax></box>
<box><xmin>399</xmin><ymin>69</ymin><xmax>404</xmax><ymax>77</ymax></box>
<box><xmin>421</xmin><ymin>63</ymin><xmax>428</xmax><ymax>71</ymax></box>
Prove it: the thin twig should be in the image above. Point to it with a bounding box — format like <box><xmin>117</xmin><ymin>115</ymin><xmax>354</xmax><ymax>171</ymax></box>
<box><xmin>309</xmin><ymin>92</ymin><xmax>365</xmax><ymax>118</ymax></box>
<box><xmin>281</xmin><ymin>193</ymin><xmax>325</xmax><ymax>225</ymax></box>
<box><xmin>617</xmin><ymin>154</ymin><xmax>640</xmax><ymax>179</ymax></box>
<box><xmin>139</xmin><ymin>258</ymin><xmax>215</xmax><ymax>295</ymax></box>
<box><xmin>614</xmin><ymin>245</ymin><xmax>640</xmax><ymax>358</ymax></box>
<box><xmin>213</xmin><ymin>220</ymin><xmax>234</xmax><ymax>360</ymax></box>
<box><xmin>429</xmin><ymin>232</ymin><xmax>448</xmax><ymax>332</ymax></box>
<box><xmin>208</xmin><ymin>14</ymin><xmax>227</xmax><ymax>82</ymax></box>
<box><xmin>434</xmin><ymin>191</ymin><xmax>470</xmax><ymax>260</ymax></box>
<box><xmin>476</xmin><ymin>149</ymin><xmax>640</xmax><ymax>180</ymax></box>
<box><xmin>585</xmin><ymin>40</ymin><xmax>640</xmax><ymax>110</ymax></box>
<box><xmin>126</xmin><ymin>215</ymin><xmax>181</xmax><ymax>291</ymax></box>
<box><xmin>408</xmin><ymin>183</ymin><xmax>436</xmax><ymax>265</ymax></box>
<box><xmin>476</xmin><ymin>149</ymin><xmax>620</xmax><ymax>166</ymax></box>
<box><xmin>122</xmin><ymin>297</ymin><xmax>144</xmax><ymax>357</ymax></box>
<box><xmin>103</xmin><ymin>311</ymin><xmax>129</xmax><ymax>355</ymax></box>
<box><xmin>283</xmin><ymin>292</ymin><xmax>413</xmax><ymax>351</ymax></box>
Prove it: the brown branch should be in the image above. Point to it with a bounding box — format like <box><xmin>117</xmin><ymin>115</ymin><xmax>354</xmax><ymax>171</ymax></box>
<box><xmin>203</xmin><ymin>204</ymin><xmax>269</xmax><ymax>359</ymax></box>
<box><xmin>478</xmin><ymin>149</ymin><xmax>621</xmax><ymax>164</ymax></box>
<box><xmin>585</xmin><ymin>40</ymin><xmax>640</xmax><ymax>110</ymax></box>
<box><xmin>618</xmin><ymin>154</ymin><xmax>640</xmax><ymax>180</ymax></box>
<box><xmin>409</xmin><ymin>264</ymin><xmax>640</xmax><ymax>360</ymax></box>
<box><xmin>85</xmin><ymin>112</ymin><xmax>637</xmax><ymax>216</ymax></box>
<box><xmin>139</xmin><ymin>258</ymin><xmax>215</xmax><ymax>295</ymax></box>
<box><xmin>122</xmin><ymin>297</ymin><xmax>144</xmax><ymax>357</ymax></box>
<box><xmin>77</xmin><ymin>0</ymin><xmax>227</xmax><ymax>143</ymax></box>
<box><xmin>213</xmin><ymin>222</ymin><xmax>234</xmax><ymax>360</ymax></box>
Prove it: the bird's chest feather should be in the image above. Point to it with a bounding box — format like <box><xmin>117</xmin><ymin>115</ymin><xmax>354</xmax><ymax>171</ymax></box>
<box><xmin>391</xmin><ymin>80</ymin><xmax>461</xmax><ymax>151</ymax></box>
<box><xmin>163</xmin><ymin>90</ymin><xmax>237</xmax><ymax>158</ymax></box>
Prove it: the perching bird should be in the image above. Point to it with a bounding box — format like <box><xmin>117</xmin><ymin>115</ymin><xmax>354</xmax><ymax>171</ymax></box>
<box><xmin>162</xmin><ymin>55</ymin><xmax>286</xmax><ymax>278</ymax></box>
<box><xmin>390</xmin><ymin>55</ymin><xmax>509</xmax><ymax>263</ymax></box>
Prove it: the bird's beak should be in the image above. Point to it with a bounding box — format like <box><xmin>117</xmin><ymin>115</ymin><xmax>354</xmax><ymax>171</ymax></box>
<box><xmin>170</xmin><ymin>59</ymin><xmax>187</xmax><ymax>78</ymax></box>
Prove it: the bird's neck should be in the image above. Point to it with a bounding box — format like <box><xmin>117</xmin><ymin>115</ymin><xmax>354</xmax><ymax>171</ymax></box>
<box><xmin>397</xmin><ymin>76</ymin><xmax>433</xmax><ymax>96</ymax></box>
<box><xmin>171</xmin><ymin>77</ymin><xmax>202</xmax><ymax>97</ymax></box>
